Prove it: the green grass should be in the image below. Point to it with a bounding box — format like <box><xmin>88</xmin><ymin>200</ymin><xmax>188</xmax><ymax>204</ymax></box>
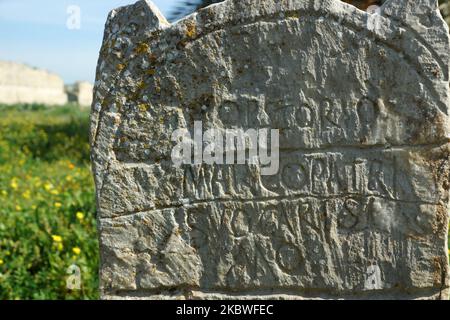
<box><xmin>0</xmin><ymin>104</ymin><xmax>98</xmax><ymax>299</ymax></box>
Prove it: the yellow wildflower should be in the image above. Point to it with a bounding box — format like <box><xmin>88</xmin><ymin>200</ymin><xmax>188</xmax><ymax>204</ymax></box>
<box><xmin>65</xmin><ymin>175</ymin><xmax>73</xmax><ymax>182</ymax></box>
<box><xmin>72</xmin><ymin>247</ymin><xmax>81</xmax><ymax>255</ymax></box>
<box><xmin>54</xmin><ymin>202</ymin><xmax>62</xmax><ymax>208</ymax></box>
<box><xmin>15</xmin><ymin>205</ymin><xmax>21</xmax><ymax>211</ymax></box>
<box><xmin>1</xmin><ymin>190</ymin><xmax>7</xmax><ymax>197</ymax></box>
<box><xmin>68</xmin><ymin>163</ymin><xmax>75</xmax><ymax>170</ymax></box>
<box><xmin>76</xmin><ymin>212</ymin><xmax>84</xmax><ymax>221</ymax></box>
<box><xmin>22</xmin><ymin>190</ymin><xmax>31</xmax><ymax>199</ymax></box>
<box><xmin>31</xmin><ymin>205</ymin><xmax>37</xmax><ymax>210</ymax></box>
<box><xmin>10</xmin><ymin>179</ymin><xmax>18</xmax><ymax>190</ymax></box>
<box><xmin>50</xmin><ymin>189</ymin><xmax>59</xmax><ymax>195</ymax></box>
<box><xmin>52</xmin><ymin>235</ymin><xmax>62</xmax><ymax>242</ymax></box>
<box><xmin>44</xmin><ymin>182</ymin><xmax>53</xmax><ymax>191</ymax></box>
<box><xmin>0</xmin><ymin>259</ymin><xmax>4</xmax><ymax>266</ymax></box>
<box><xmin>57</xmin><ymin>243</ymin><xmax>63</xmax><ymax>251</ymax></box>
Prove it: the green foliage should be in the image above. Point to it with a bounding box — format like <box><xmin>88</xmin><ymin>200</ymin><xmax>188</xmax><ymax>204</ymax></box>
<box><xmin>0</xmin><ymin>104</ymin><xmax>98</xmax><ymax>300</ymax></box>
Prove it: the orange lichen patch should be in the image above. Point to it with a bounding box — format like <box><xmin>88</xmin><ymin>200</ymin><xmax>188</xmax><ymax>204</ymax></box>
<box><xmin>147</xmin><ymin>69</ymin><xmax>156</xmax><ymax>76</ymax></box>
<box><xmin>137</xmin><ymin>81</ymin><xmax>146</xmax><ymax>90</ymax></box>
<box><xmin>138</xmin><ymin>104</ymin><xmax>149</xmax><ymax>112</ymax></box>
<box><xmin>286</xmin><ymin>11</ymin><xmax>300</xmax><ymax>19</ymax></box>
<box><xmin>185</xmin><ymin>22</ymin><xmax>197</xmax><ymax>39</ymax></box>
<box><xmin>116</xmin><ymin>63</ymin><xmax>126</xmax><ymax>71</ymax></box>
<box><xmin>135</xmin><ymin>42</ymin><xmax>150</xmax><ymax>55</ymax></box>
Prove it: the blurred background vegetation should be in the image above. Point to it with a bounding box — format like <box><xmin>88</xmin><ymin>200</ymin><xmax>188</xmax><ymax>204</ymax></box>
<box><xmin>0</xmin><ymin>0</ymin><xmax>448</xmax><ymax>300</ymax></box>
<box><xmin>441</xmin><ymin>0</ymin><xmax>450</xmax><ymax>25</ymax></box>
<box><xmin>0</xmin><ymin>105</ymin><xmax>97</xmax><ymax>299</ymax></box>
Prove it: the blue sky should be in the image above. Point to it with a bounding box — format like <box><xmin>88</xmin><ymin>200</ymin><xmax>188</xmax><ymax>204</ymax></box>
<box><xmin>0</xmin><ymin>0</ymin><xmax>183</xmax><ymax>83</ymax></box>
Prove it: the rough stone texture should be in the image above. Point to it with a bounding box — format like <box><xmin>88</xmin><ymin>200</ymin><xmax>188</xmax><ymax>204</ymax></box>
<box><xmin>91</xmin><ymin>0</ymin><xmax>450</xmax><ymax>299</ymax></box>
<box><xmin>0</xmin><ymin>61</ymin><xmax>68</xmax><ymax>105</ymax></box>
<box><xmin>66</xmin><ymin>81</ymin><xmax>94</xmax><ymax>107</ymax></box>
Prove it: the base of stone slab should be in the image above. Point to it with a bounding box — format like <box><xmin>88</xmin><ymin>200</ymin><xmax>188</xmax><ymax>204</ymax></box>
<box><xmin>103</xmin><ymin>288</ymin><xmax>449</xmax><ymax>300</ymax></box>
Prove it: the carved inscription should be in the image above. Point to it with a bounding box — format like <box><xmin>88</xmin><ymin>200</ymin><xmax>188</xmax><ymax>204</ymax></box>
<box><xmin>92</xmin><ymin>0</ymin><xmax>450</xmax><ymax>299</ymax></box>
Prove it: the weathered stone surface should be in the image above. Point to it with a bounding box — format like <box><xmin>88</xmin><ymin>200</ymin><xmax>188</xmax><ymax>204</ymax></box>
<box><xmin>92</xmin><ymin>0</ymin><xmax>450</xmax><ymax>299</ymax></box>
<box><xmin>0</xmin><ymin>61</ymin><xmax>68</xmax><ymax>105</ymax></box>
<box><xmin>66</xmin><ymin>81</ymin><xmax>94</xmax><ymax>107</ymax></box>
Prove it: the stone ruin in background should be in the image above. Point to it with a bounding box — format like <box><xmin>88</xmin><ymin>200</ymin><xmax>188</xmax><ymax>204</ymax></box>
<box><xmin>66</xmin><ymin>81</ymin><xmax>94</xmax><ymax>107</ymax></box>
<box><xmin>91</xmin><ymin>0</ymin><xmax>450</xmax><ymax>299</ymax></box>
<box><xmin>0</xmin><ymin>61</ymin><xmax>68</xmax><ymax>106</ymax></box>
<box><xmin>0</xmin><ymin>61</ymin><xmax>93</xmax><ymax>107</ymax></box>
